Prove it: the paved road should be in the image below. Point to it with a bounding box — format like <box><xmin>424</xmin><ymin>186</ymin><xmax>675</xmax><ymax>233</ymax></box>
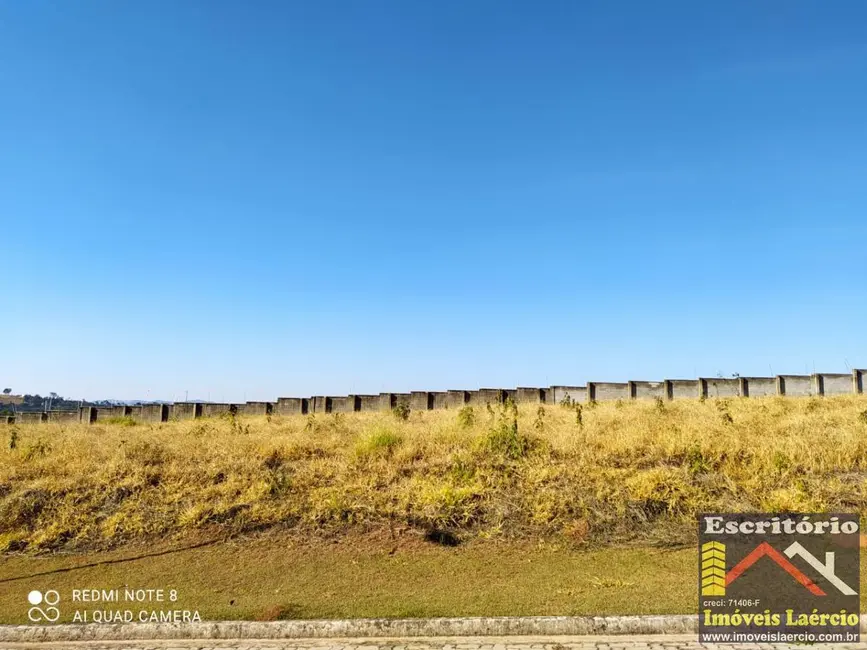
<box><xmin>2</xmin><ymin>636</ymin><xmax>866</xmax><ymax>650</ymax></box>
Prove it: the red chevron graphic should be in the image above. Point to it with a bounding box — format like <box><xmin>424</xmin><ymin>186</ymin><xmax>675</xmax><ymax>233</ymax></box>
<box><xmin>725</xmin><ymin>541</ymin><xmax>826</xmax><ymax>596</ymax></box>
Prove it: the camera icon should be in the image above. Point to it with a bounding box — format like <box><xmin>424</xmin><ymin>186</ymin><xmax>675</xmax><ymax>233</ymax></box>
<box><xmin>27</xmin><ymin>590</ymin><xmax>60</xmax><ymax>623</ymax></box>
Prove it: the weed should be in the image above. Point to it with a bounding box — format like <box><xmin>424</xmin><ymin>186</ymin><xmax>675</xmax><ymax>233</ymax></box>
<box><xmin>505</xmin><ymin>397</ymin><xmax>518</xmax><ymax>418</ymax></box>
<box><xmin>654</xmin><ymin>397</ymin><xmax>666</xmax><ymax>412</ymax></box>
<box><xmin>482</xmin><ymin>406</ymin><xmax>536</xmax><ymax>461</ymax></box>
<box><xmin>589</xmin><ymin>576</ymin><xmax>635</xmax><ymax>588</ymax></box>
<box><xmin>8</xmin><ymin>427</ymin><xmax>18</xmax><ymax>451</ymax></box>
<box><xmin>457</xmin><ymin>406</ymin><xmax>475</xmax><ymax>428</ymax></box>
<box><xmin>685</xmin><ymin>444</ymin><xmax>711</xmax><ymax>477</ymax></box>
<box><xmin>859</xmin><ymin>410</ymin><xmax>867</xmax><ymax>425</ymax></box>
<box><xmin>231</xmin><ymin>414</ymin><xmax>250</xmax><ymax>435</ymax></box>
<box><xmin>772</xmin><ymin>450</ymin><xmax>791</xmax><ymax>474</ymax></box>
<box><xmin>304</xmin><ymin>415</ymin><xmax>317</xmax><ymax>432</ymax></box>
<box><xmin>392</xmin><ymin>401</ymin><xmax>410</xmax><ymax>422</ymax></box>
<box><xmin>23</xmin><ymin>440</ymin><xmax>52</xmax><ymax>462</ymax></box>
<box><xmin>533</xmin><ymin>406</ymin><xmax>546</xmax><ymax>432</ymax></box>
<box><xmin>190</xmin><ymin>422</ymin><xmax>215</xmax><ymax>437</ymax></box>
<box><xmin>559</xmin><ymin>395</ymin><xmax>574</xmax><ymax>408</ymax></box>
<box><xmin>575</xmin><ymin>403</ymin><xmax>583</xmax><ymax>428</ymax></box>
<box><xmin>716</xmin><ymin>400</ymin><xmax>734</xmax><ymax>424</ymax></box>
<box><xmin>355</xmin><ymin>428</ymin><xmax>402</xmax><ymax>459</ymax></box>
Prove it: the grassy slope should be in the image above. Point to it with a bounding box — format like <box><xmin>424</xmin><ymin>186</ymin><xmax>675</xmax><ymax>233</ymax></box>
<box><xmin>1</xmin><ymin>395</ymin><xmax>867</xmax><ymax>553</ymax></box>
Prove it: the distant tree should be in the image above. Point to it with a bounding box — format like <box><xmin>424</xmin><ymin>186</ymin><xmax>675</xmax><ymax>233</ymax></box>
<box><xmin>2</xmin><ymin>388</ymin><xmax>10</xmax><ymax>394</ymax></box>
<box><xmin>50</xmin><ymin>392</ymin><xmax>59</xmax><ymax>399</ymax></box>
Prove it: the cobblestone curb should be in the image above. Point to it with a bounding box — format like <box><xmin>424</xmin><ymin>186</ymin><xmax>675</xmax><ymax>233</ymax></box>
<box><xmin>0</xmin><ymin>616</ymin><xmax>700</xmax><ymax>643</ymax></box>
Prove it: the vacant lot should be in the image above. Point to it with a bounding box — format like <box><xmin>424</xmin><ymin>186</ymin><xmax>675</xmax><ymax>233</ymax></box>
<box><xmin>2</xmin><ymin>395</ymin><xmax>866</xmax><ymax>555</ymax></box>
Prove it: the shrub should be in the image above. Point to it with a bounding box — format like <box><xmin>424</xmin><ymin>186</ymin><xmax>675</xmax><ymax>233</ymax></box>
<box><xmin>392</xmin><ymin>400</ymin><xmax>410</xmax><ymax>422</ymax></box>
<box><xmin>457</xmin><ymin>406</ymin><xmax>475</xmax><ymax>428</ymax></box>
<box><xmin>482</xmin><ymin>410</ymin><xmax>535</xmax><ymax>461</ymax></box>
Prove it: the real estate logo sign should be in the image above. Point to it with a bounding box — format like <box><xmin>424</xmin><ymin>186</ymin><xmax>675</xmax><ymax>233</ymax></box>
<box><xmin>698</xmin><ymin>513</ymin><xmax>860</xmax><ymax>644</ymax></box>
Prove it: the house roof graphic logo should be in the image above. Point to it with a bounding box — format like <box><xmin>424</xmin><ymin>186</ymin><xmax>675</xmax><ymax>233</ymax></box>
<box><xmin>726</xmin><ymin>541</ymin><xmax>825</xmax><ymax>595</ymax></box>
<box><xmin>701</xmin><ymin>541</ymin><xmax>829</xmax><ymax>596</ymax></box>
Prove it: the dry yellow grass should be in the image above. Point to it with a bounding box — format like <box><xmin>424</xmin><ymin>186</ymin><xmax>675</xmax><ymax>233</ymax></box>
<box><xmin>1</xmin><ymin>395</ymin><xmax>866</xmax><ymax>553</ymax></box>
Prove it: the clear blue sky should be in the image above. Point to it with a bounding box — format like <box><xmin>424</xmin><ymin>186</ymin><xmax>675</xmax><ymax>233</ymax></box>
<box><xmin>2</xmin><ymin>1</ymin><xmax>865</xmax><ymax>402</ymax></box>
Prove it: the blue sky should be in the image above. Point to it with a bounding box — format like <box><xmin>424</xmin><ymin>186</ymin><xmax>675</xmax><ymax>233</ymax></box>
<box><xmin>2</xmin><ymin>1</ymin><xmax>866</xmax><ymax>402</ymax></box>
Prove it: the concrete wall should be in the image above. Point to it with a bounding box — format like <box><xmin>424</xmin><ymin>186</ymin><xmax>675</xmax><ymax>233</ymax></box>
<box><xmin>172</xmin><ymin>402</ymin><xmax>202</xmax><ymax>420</ymax></box>
<box><xmin>629</xmin><ymin>381</ymin><xmax>665</xmax><ymax>400</ymax></box>
<box><xmin>410</xmin><ymin>391</ymin><xmax>432</xmax><ymax>411</ymax></box>
<box><xmin>665</xmin><ymin>380</ymin><xmax>700</xmax><ymax>400</ymax></box>
<box><xmin>778</xmin><ymin>375</ymin><xmax>813</xmax><ymax>396</ymax></box>
<box><xmin>141</xmin><ymin>404</ymin><xmax>169</xmax><ymax>422</ymax></box>
<box><xmin>378</xmin><ymin>393</ymin><xmax>395</xmax><ymax>410</ymax></box>
<box><xmin>201</xmin><ymin>403</ymin><xmax>237</xmax><ymax>418</ymax></box>
<box><xmin>588</xmin><ymin>382</ymin><xmax>629</xmax><ymax>402</ymax></box>
<box><xmin>6</xmin><ymin>368</ymin><xmax>864</xmax><ymax>426</ymax></box>
<box><xmin>47</xmin><ymin>410</ymin><xmax>79</xmax><ymax>423</ymax></box>
<box><xmin>741</xmin><ymin>377</ymin><xmax>776</xmax><ymax>398</ymax></box>
<box><xmin>309</xmin><ymin>396</ymin><xmax>327</xmax><ymax>413</ymax></box>
<box><xmin>516</xmin><ymin>387</ymin><xmax>544</xmax><ymax>403</ymax></box>
<box><xmin>376</xmin><ymin>393</ymin><xmax>410</xmax><ymax>411</ymax></box>
<box><xmin>103</xmin><ymin>405</ymin><xmax>127</xmax><ymax>418</ymax></box>
<box><xmin>94</xmin><ymin>408</ymin><xmax>115</xmax><ymax>421</ymax></box>
<box><xmin>699</xmin><ymin>378</ymin><xmax>740</xmax><ymax>398</ymax></box>
<box><xmin>815</xmin><ymin>373</ymin><xmax>852</xmax><ymax>396</ymax></box>
<box><xmin>275</xmin><ymin>397</ymin><xmax>308</xmax><ymax>415</ymax></box>
<box><xmin>480</xmin><ymin>389</ymin><xmax>504</xmax><ymax>404</ymax></box>
<box><xmin>17</xmin><ymin>412</ymin><xmax>46</xmax><ymax>424</ymax></box>
<box><xmin>242</xmin><ymin>402</ymin><xmax>273</xmax><ymax>416</ymax></box>
<box><xmin>356</xmin><ymin>395</ymin><xmax>380</xmax><ymax>412</ymax></box>
<box><xmin>551</xmin><ymin>386</ymin><xmax>587</xmax><ymax>404</ymax></box>
<box><xmin>329</xmin><ymin>396</ymin><xmax>354</xmax><ymax>413</ymax></box>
